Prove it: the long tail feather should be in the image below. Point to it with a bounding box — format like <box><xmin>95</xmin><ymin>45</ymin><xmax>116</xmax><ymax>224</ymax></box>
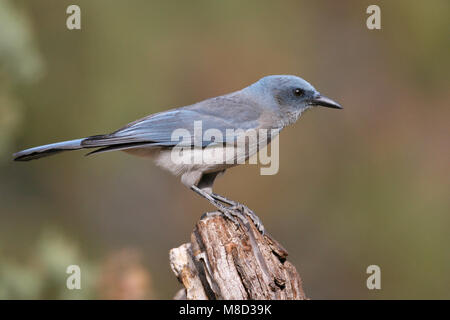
<box><xmin>13</xmin><ymin>139</ymin><xmax>85</xmax><ymax>161</ymax></box>
<box><xmin>85</xmin><ymin>142</ymin><xmax>156</xmax><ymax>156</ymax></box>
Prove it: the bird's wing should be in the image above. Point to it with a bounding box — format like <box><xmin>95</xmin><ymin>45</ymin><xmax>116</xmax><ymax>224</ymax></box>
<box><xmin>82</xmin><ymin>94</ymin><xmax>264</xmax><ymax>148</ymax></box>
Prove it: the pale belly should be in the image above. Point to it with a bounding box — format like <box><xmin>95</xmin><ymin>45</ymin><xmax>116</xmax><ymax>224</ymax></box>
<box><xmin>123</xmin><ymin>143</ymin><xmax>256</xmax><ymax>176</ymax></box>
<box><xmin>123</xmin><ymin>129</ymin><xmax>277</xmax><ymax>183</ymax></box>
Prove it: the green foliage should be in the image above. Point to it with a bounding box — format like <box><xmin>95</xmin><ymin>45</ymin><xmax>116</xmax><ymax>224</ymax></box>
<box><xmin>0</xmin><ymin>228</ymin><xmax>96</xmax><ymax>299</ymax></box>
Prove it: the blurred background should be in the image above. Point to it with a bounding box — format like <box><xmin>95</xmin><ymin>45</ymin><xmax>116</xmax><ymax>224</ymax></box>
<box><xmin>0</xmin><ymin>0</ymin><xmax>449</xmax><ymax>299</ymax></box>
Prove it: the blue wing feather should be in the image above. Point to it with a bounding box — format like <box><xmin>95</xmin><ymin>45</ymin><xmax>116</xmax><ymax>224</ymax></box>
<box><xmin>82</xmin><ymin>93</ymin><xmax>263</xmax><ymax>148</ymax></box>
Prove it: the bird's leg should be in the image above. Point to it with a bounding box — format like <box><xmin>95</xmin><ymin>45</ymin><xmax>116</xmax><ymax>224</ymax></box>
<box><xmin>191</xmin><ymin>185</ymin><xmax>244</xmax><ymax>228</ymax></box>
<box><xmin>208</xmin><ymin>193</ymin><xmax>235</xmax><ymax>206</ymax></box>
<box><xmin>210</xmin><ymin>193</ymin><xmax>265</xmax><ymax>235</ymax></box>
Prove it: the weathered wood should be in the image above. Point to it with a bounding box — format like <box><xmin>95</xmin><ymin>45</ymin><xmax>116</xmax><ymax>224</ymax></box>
<box><xmin>170</xmin><ymin>212</ymin><xmax>307</xmax><ymax>300</ymax></box>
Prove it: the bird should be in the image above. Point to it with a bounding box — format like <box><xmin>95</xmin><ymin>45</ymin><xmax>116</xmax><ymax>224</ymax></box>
<box><xmin>13</xmin><ymin>75</ymin><xmax>342</xmax><ymax>234</ymax></box>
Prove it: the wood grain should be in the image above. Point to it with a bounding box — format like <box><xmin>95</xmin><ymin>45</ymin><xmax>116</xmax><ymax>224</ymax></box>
<box><xmin>170</xmin><ymin>213</ymin><xmax>307</xmax><ymax>300</ymax></box>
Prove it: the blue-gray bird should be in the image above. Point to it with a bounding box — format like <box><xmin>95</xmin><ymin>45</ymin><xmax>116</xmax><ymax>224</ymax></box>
<box><xmin>13</xmin><ymin>75</ymin><xmax>342</xmax><ymax>233</ymax></box>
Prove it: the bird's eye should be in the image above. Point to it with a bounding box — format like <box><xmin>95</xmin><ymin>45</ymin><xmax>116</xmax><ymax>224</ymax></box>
<box><xmin>293</xmin><ymin>88</ymin><xmax>305</xmax><ymax>97</ymax></box>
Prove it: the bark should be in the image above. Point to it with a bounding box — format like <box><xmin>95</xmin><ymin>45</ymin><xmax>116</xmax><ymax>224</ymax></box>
<box><xmin>170</xmin><ymin>213</ymin><xmax>307</xmax><ymax>300</ymax></box>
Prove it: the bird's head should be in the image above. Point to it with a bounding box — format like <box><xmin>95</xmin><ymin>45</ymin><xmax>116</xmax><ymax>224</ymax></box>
<box><xmin>250</xmin><ymin>75</ymin><xmax>342</xmax><ymax>124</ymax></box>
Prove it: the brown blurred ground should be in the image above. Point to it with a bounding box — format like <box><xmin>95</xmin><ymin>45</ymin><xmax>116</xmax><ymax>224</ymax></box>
<box><xmin>0</xmin><ymin>0</ymin><xmax>449</xmax><ymax>299</ymax></box>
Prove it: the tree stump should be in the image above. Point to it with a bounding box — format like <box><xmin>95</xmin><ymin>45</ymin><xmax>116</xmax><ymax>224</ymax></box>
<box><xmin>169</xmin><ymin>213</ymin><xmax>307</xmax><ymax>300</ymax></box>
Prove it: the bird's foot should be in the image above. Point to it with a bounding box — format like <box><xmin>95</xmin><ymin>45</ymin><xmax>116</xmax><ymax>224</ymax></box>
<box><xmin>201</xmin><ymin>209</ymin><xmax>240</xmax><ymax>228</ymax></box>
<box><xmin>241</xmin><ymin>205</ymin><xmax>265</xmax><ymax>235</ymax></box>
<box><xmin>191</xmin><ymin>186</ymin><xmax>265</xmax><ymax>234</ymax></box>
<box><xmin>193</xmin><ymin>186</ymin><xmax>241</xmax><ymax>229</ymax></box>
<box><xmin>200</xmin><ymin>211</ymin><xmax>221</xmax><ymax>220</ymax></box>
<box><xmin>211</xmin><ymin>193</ymin><xmax>265</xmax><ymax>235</ymax></box>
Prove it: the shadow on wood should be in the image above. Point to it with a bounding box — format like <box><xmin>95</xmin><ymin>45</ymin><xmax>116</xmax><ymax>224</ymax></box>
<box><xmin>170</xmin><ymin>213</ymin><xmax>307</xmax><ymax>300</ymax></box>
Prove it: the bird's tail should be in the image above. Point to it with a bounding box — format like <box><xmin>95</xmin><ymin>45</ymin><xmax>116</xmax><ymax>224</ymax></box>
<box><xmin>13</xmin><ymin>139</ymin><xmax>85</xmax><ymax>161</ymax></box>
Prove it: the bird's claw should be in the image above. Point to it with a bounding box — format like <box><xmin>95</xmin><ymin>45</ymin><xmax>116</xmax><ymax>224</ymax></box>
<box><xmin>239</xmin><ymin>205</ymin><xmax>265</xmax><ymax>235</ymax></box>
<box><xmin>193</xmin><ymin>187</ymin><xmax>265</xmax><ymax>235</ymax></box>
<box><xmin>218</xmin><ymin>207</ymin><xmax>241</xmax><ymax>228</ymax></box>
<box><xmin>201</xmin><ymin>209</ymin><xmax>241</xmax><ymax>229</ymax></box>
<box><xmin>201</xmin><ymin>211</ymin><xmax>221</xmax><ymax>220</ymax></box>
<box><xmin>223</xmin><ymin>203</ymin><xmax>265</xmax><ymax>235</ymax></box>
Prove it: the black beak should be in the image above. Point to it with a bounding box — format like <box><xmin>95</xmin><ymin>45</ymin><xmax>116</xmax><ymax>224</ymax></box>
<box><xmin>310</xmin><ymin>95</ymin><xmax>343</xmax><ymax>109</ymax></box>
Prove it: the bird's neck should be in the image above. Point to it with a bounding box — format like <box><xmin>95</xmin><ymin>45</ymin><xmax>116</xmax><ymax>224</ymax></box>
<box><xmin>281</xmin><ymin>106</ymin><xmax>311</xmax><ymax>127</ymax></box>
